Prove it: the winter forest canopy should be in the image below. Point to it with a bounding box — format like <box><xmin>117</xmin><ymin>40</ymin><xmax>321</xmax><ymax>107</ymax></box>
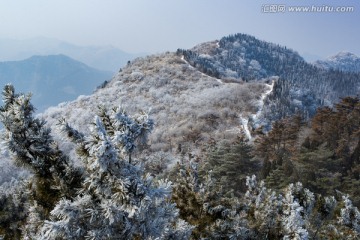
<box><xmin>2</xmin><ymin>85</ymin><xmax>360</xmax><ymax>239</ymax></box>
<box><xmin>1</xmin><ymin>33</ymin><xmax>360</xmax><ymax>239</ymax></box>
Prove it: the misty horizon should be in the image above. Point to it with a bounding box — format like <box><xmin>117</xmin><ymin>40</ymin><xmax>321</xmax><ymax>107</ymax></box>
<box><xmin>0</xmin><ymin>0</ymin><xmax>358</xmax><ymax>61</ymax></box>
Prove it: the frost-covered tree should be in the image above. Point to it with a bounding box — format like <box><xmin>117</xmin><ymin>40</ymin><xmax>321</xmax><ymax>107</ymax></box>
<box><xmin>0</xmin><ymin>85</ymin><xmax>192</xmax><ymax>239</ymax></box>
<box><xmin>0</xmin><ymin>84</ymin><xmax>83</xmax><ymax>237</ymax></box>
<box><xmin>172</xmin><ymin>158</ymin><xmax>253</xmax><ymax>239</ymax></box>
<box><xmin>172</xmin><ymin>156</ymin><xmax>360</xmax><ymax>239</ymax></box>
<box><xmin>0</xmin><ymin>179</ymin><xmax>28</xmax><ymax>239</ymax></box>
<box><xmin>338</xmin><ymin>195</ymin><xmax>360</xmax><ymax>234</ymax></box>
<box><xmin>0</xmin><ymin>84</ymin><xmax>83</xmax><ymax>199</ymax></box>
<box><xmin>244</xmin><ymin>175</ymin><xmax>360</xmax><ymax>239</ymax></box>
<box><xmin>281</xmin><ymin>183</ymin><xmax>312</xmax><ymax>240</ymax></box>
<box><xmin>37</xmin><ymin>106</ymin><xmax>192</xmax><ymax>239</ymax></box>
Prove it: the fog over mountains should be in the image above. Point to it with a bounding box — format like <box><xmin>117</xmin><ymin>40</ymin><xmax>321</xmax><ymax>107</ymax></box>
<box><xmin>0</xmin><ymin>37</ymin><xmax>143</xmax><ymax>72</ymax></box>
<box><xmin>0</xmin><ymin>54</ymin><xmax>113</xmax><ymax>112</ymax></box>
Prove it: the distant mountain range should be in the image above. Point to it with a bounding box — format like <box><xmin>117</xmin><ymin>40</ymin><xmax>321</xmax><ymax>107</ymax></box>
<box><xmin>0</xmin><ymin>54</ymin><xmax>113</xmax><ymax>112</ymax></box>
<box><xmin>0</xmin><ymin>37</ymin><xmax>144</xmax><ymax>72</ymax></box>
<box><xmin>314</xmin><ymin>52</ymin><xmax>360</xmax><ymax>73</ymax></box>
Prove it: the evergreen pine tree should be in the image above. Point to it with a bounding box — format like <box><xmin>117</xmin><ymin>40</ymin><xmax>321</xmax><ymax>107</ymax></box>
<box><xmin>205</xmin><ymin>134</ymin><xmax>259</xmax><ymax>194</ymax></box>
<box><xmin>0</xmin><ymin>84</ymin><xmax>83</xmax><ymax>236</ymax></box>
<box><xmin>0</xmin><ymin>85</ymin><xmax>193</xmax><ymax>239</ymax></box>
<box><xmin>38</xmin><ymin>106</ymin><xmax>192</xmax><ymax>239</ymax></box>
<box><xmin>0</xmin><ymin>179</ymin><xmax>28</xmax><ymax>239</ymax></box>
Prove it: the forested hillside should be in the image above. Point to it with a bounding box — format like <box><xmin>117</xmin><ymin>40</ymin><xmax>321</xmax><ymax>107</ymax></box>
<box><xmin>179</xmin><ymin>33</ymin><xmax>360</xmax><ymax>122</ymax></box>
<box><xmin>1</xmin><ymin>34</ymin><xmax>360</xmax><ymax>239</ymax></box>
<box><xmin>2</xmin><ymin>86</ymin><xmax>360</xmax><ymax>239</ymax></box>
<box><xmin>41</xmin><ymin>52</ymin><xmax>269</xmax><ymax>157</ymax></box>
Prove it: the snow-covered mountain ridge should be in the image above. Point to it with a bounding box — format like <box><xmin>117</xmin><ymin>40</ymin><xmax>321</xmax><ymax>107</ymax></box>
<box><xmin>2</xmin><ymin>34</ymin><xmax>360</xmax><ymax>239</ymax></box>
<box><xmin>179</xmin><ymin>34</ymin><xmax>360</xmax><ymax>122</ymax></box>
<box><xmin>39</xmin><ymin>34</ymin><xmax>360</xmax><ymax>162</ymax></box>
<box><xmin>179</xmin><ymin>34</ymin><xmax>304</xmax><ymax>81</ymax></box>
<box><xmin>2</xmin><ymin>33</ymin><xmax>359</xmax><ymax>175</ymax></box>
<box><xmin>314</xmin><ymin>51</ymin><xmax>360</xmax><ymax>73</ymax></box>
<box><xmin>41</xmin><ymin>52</ymin><xmax>270</xmax><ymax>160</ymax></box>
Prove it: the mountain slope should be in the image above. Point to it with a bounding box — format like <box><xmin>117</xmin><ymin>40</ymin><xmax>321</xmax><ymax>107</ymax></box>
<box><xmin>314</xmin><ymin>52</ymin><xmax>360</xmax><ymax>73</ymax></box>
<box><xmin>179</xmin><ymin>33</ymin><xmax>304</xmax><ymax>81</ymax></box>
<box><xmin>41</xmin><ymin>52</ymin><xmax>270</xmax><ymax>159</ymax></box>
<box><xmin>179</xmin><ymin>33</ymin><xmax>360</xmax><ymax>121</ymax></box>
<box><xmin>39</xmin><ymin>34</ymin><xmax>360</xmax><ymax>160</ymax></box>
<box><xmin>2</xmin><ymin>32</ymin><xmax>359</xmax><ymax>186</ymax></box>
<box><xmin>0</xmin><ymin>55</ymin><xmax>113</xmax><ymax>112</ymax></box>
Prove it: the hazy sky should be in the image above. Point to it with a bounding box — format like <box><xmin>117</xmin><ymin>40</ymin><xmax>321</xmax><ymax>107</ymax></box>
<box><xmin>0</xmin><ymin>0</ymin><xmax>359</xmax><ymax>59</ymax></box>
